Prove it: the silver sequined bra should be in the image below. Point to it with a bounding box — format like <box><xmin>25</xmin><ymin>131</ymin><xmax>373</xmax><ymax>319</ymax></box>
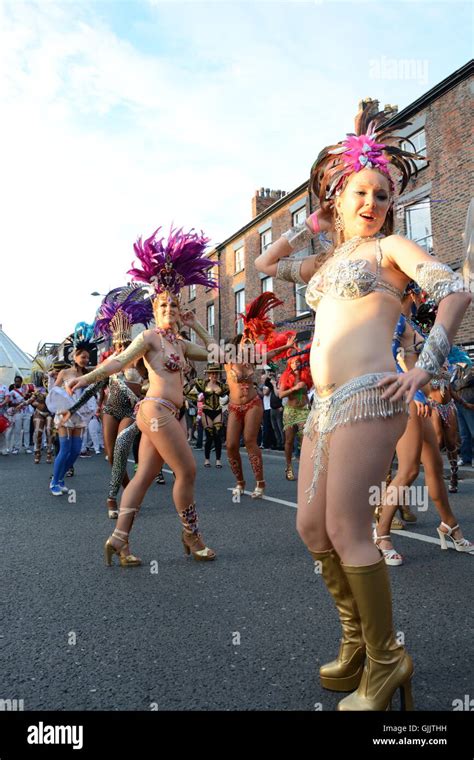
<box><xmin>305</xmin><ymin>238</ymin><xmax>404</xmax><ymax>311</ymax></box>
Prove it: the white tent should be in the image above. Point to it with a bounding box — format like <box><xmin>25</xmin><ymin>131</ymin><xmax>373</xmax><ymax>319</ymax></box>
<box><xmin>0</xmin><ymin>324</ymin><xmax>32</xmax><ymax>387</ymax></box>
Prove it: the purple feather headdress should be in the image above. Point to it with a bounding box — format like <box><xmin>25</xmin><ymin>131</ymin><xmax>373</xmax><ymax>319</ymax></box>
<box><xmin>94</xmin><ymin>285</ymin><xmax>154</xmax><ymax>343</ymax></box>
<box><xmin>127</xmin><ymin>226</ymin><xmax>218</xmax><ymax>300</ymax></box>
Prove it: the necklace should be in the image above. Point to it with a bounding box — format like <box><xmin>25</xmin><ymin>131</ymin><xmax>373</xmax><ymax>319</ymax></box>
<box><xmin>333</xmin><ymin>235</ymin><xmax>381</xmax><ymax>260</ymax></box>
<box><xmin>154</xmin><ymin>326</ymin><xmax>179</xmax><ymax>345</ymax></box>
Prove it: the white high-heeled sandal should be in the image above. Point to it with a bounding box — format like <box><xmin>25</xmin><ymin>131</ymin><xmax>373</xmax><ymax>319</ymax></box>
<box><xmin>436</xmin><ymin>523</ymin><xmax>474</xmax><ymax>553</ymax></box>
<box><xmin>251</xmin><ymin>482</ymin><xmax>265</xmax><ymax>499</ymax></box>
<box><xmin>373</xmin><ymin>528</ymin><xmax>403</xmax><ymax>566</ymax></box>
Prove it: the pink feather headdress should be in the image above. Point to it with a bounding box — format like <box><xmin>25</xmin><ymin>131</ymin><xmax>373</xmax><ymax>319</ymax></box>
<box><xmin>310</xmin><ymin>98</ymin><xmax>427</xmax><ymax>203</ymax></box>
<box><xmin>127</xmin><ymin>226</ymin><xmax>218</xmax><ymax>301</ymax></box>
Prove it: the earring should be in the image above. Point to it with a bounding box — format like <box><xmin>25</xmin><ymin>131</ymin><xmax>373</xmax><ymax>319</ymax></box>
<box><xmin>335</xmin><ymin>211</ymin><xmax>344</xmax><ymax>233</ymax></box>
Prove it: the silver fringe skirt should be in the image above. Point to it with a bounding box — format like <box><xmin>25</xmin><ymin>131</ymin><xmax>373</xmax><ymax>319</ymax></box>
<box><xmin>303</xmin><ymin>372</ymin><xmax>409</xmax><ymax>502</ymax></box>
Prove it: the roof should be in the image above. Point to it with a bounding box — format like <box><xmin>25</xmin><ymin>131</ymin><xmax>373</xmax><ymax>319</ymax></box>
<box><xmin>0</xmin><ymin>326</ymin><xmax>33</xmax><ymax>386</ymax></box>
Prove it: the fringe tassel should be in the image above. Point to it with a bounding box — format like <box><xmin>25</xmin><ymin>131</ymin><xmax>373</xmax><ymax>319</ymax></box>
<box><xmin>304</xmin><ymin>373</ymin><xmax>409</xmax><ymax>503</ymax></box>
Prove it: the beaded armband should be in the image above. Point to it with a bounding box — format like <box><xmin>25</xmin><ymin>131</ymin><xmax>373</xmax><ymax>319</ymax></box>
<box><xmin>415</xmin><ymin>324</ymin><xmax>451</xmax><ymax>378</ymax></box>
<box><xmin>276</xmin><ymin>258</ymin><xmax>306</xmax><ymax>285</ymax></box>
<box><xmin>414</xmin><ymin>262</ymin><xmax>465</xmax><ymax>305</ymax></box>
<box><xmin>281</xmin><ymin>221</ymin><xmax>315</xmax><ymax>250</ymax></box>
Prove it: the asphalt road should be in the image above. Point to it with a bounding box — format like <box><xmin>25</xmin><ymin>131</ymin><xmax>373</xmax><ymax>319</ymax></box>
<box><xmin>1</xmin><ymin>446</ymin><xmax>473</xmax><ymax>711</ymax></box>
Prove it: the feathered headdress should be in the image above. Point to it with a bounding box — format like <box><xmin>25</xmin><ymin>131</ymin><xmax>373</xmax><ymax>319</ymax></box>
<box><xmin>255</xmin><ymin>330</ymin><xmax>296</xmax><ymax>363</ymax></box>
<box><xmin>280</xmin><ymin>343</ymin><xmax>313</xmax><ymax>391</ymax></box>
<box><xmin>94</xmin><ymin>285</ymin><xmax>153</xmax><ymax>344</ymax></box>
<box><xmin>73</xmin><ymin>322</ymin><xmax>96</xmax><ymax>352</ymax></box>
<box><xmin>310</xmin><ymin>98</ymin><xmax>427</xmax><ymax>204</ymax></box>
<box><xmin>237</xmin><ymin>292</ymin><xmax>283</xmax><ymax>343</ymax></box>
<box><xmin>30</xmin><ymin>354</ymin><xmax>55</xmax><ymax>388</ymax></box>
<box><xmin>128</xmin><ymin>226</ymin><xmax>218</xmax><ymax>301</ymax></box>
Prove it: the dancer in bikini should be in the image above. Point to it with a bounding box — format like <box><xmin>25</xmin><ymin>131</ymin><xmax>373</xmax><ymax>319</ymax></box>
<box><xmin>68</xmin><ymin>226</ymin><xmax>219</xmax><ymax>566</ymax></box>
<box><xmin>278</xmin><ymin>346</ymin><xmax>312</xmax><ymax>481</ymax></box>
<box><xmin>256</xmin><ymin>98</ymin><xmax>471</xmax><ymax>710</ymax></box>
<box><xmin>61</xmin><ymin>286</ymin><xmax>152</xmax><ymax>517</ymax></box>
<box><xmin>428</xmin><ymin>362</ymin><xmax>460</xmax><ymax>493</ymax></box>
<box><xmin>224</xmin><ymin>292</ymin><xmax>296</xmax><ymax>499</ymax></box>
<box><xmin>374</xmin><ymin>285</ymin><xmax>474</xmax><ymax>565</ymax></box>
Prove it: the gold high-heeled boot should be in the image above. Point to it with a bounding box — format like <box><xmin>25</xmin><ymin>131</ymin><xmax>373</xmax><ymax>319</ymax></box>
<box><xmin>310</xmin><ymin>549</ymin><xmax>365</xmax><ymax>692</ymax></box>
<box><xmin>337</xmin><ymin>558</ymin><xmax>413</xmax><ymax>711</ymax></box>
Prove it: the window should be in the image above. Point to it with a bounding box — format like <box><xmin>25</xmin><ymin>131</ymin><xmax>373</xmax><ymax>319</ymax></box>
<box><xmin>261</xmin><ymin>276</ymin><xmax>273</xmax><ymax>293</ymax></box>
<box><xmin>405</xmin><ymin>198</ymin><xmax>433</xmax><ymax>253</ymax></box>
<box><xmin>189</xmin><ymin>284</ymin><xmax>196</xmax><ymax>300</ymax></box>
<box><xmin>292</xmin><ymin>207</ymin><xmax>307</xmax><ymax>226</ymax></box>
<box><xmin>402</xmin><ymin>129</ymin><xmax>427</xmax><ymax>170</ymax></box>
<box><xmin>207</xmin><ymin>303</ymin><xmax>215</xmax><ymax>337</ymax></box>
<box><xmin>189</xmin><ymin>328</ymin><xmax>197</xmax><ymax>343</ymax></box>
<box><xmin>235</xmin><ymin>289</ymin><xmax>245</xmax><ymax>333</ymax></box>
<box><xmin>295</xmin><ymin>284</ymin><xmax>310</xmax><ymax>317</ymax></box>
<box><xmin>260</xmin><ymin>229</ymin><xmax>272</xmax><ymax>255</ymax></box>
<box><xmin>206</xmin><ymin>263</ymin><xmax>218</xmax><ymax>291</ymax></box>
<box><xmin>235</xmin><ymin>246</ymin><xmax>245</xmax><ymax>273</ymax></box>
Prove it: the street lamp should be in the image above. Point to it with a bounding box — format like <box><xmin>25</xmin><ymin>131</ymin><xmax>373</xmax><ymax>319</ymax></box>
<box><xmin>90</xmin><ymin>291</ymin><xmax>106</xmax><ymax>297</ymax></box>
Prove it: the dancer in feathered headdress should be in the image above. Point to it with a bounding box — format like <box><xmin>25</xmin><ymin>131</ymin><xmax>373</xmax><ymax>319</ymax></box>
<box><xmin>224</xmin><ymin>292</ymin><xmax>296</xmax><ymax>499</ymax></box>
<box><xmin>47</xmin><ymin>321</ymin><xmax>101</xmax><ymax>496</ymax></box>
<box><xmin>277</xmin><ymin>343</ymin><xmax>313</xmax><ymax>482</ymax></box>
<box><xmin>67</xmin><ymin>225</ymin><xmax>219</xmax><ymax>566</ymax></box>
<box><xmin>63</xmin><ymin>286</ymin><xmax>154</xmax><ymax>517</ymax></box>
<box><xmin>255</xmin><ymin>97</ymin><xmax>472</xmax><ymax>712</ymax></box>
<box><xmin>29</xmin><ymin>353</ymin><xmax>56</xmax><ymax>464</ymax></box>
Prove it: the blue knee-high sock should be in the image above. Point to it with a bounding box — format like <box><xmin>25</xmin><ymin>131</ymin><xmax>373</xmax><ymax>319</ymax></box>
<box><xmin>52</xmin><ymin>436</ymin><xmax>72</xmax><ymax>485</ymax></box>
<box><xmin>65</xmin><ymin>436</ymin><xmax>83</xmax><ymax>473</ymax></box>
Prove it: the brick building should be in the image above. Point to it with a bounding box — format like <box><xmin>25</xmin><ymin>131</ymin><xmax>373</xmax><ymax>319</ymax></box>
<box><xmin>183</xmin><ymin>60</ymin><xmax>473</xmax><ymax>366</ymax></box>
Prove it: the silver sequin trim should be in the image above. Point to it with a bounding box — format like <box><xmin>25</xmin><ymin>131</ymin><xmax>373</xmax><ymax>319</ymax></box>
<box><xmin>414</xmin><ymin>262</ymin><xmax>465</xmax><ymax>304</ymax></box>
<box><xmin>303</xmin><ymin>372</ymin><xmax>409</xmax><ymax>503</ymax></box>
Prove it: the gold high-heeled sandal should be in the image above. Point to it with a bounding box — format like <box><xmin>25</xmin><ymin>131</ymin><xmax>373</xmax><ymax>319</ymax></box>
<box><xmin>398</xmin><ymin>506</ymin><xmax>417</xmax><ymax>523</ymax></box>
<box><xmin>232</xmin><ymin>481</ymin><xmax>245</xmax><ymax>498</ymax></box>
<box><xmin>104</xmin><ymin>530</ymin><xmax>141</xmax><ymax>567</ymax></box>
<box><xmin>179</xmin><ymin>503</ymin><xmax>216</xmax><ymax>561</ymax></box>
<box><xmin>374</xmin><ymin>505</ymin><xmax>404</xmax><ymax>531</ymax></box>
<box><xmin>251</xmin><ymin>481</ymin><xmax>265</xmax><ymax>499</ymax></box>
<box><xmin>285</xmin><ymin>464</ymin><xmax>296</xmax><ymax>481</ymax></box>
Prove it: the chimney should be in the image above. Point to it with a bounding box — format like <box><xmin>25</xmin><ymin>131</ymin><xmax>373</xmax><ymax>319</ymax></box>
<box><xmin>251</xmin><ymin>187</ymin><xmax>287</xmax><ymax>219</ymax></box>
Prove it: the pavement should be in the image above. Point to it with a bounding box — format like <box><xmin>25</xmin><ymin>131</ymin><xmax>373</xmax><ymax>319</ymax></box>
<box><xmin>0</xmin><ymin>445</ymin><xmax>473</xmax><ymax>711</ymax></box>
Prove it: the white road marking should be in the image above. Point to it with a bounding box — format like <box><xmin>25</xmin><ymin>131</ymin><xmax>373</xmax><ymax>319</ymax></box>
<box><xmin>226</xmin><ymin>489</ymin><xmax>470</xmax><ymax>551</ymax></box>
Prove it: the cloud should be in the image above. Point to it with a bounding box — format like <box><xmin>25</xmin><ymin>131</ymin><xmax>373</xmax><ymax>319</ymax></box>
<box><xmin>0</xmin><ymin>0</ymin><xmax>471</xmax><ymax>354</ymax></box>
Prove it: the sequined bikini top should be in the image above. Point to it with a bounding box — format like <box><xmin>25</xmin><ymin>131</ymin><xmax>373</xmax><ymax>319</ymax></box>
<box><xmin>228</xmin><ymin>363</ymin><xmax>255</xmax><ymax>384</ymax></box>
<box><xmin>155</xmin><ymin>329</ymin><xmax>186</xmax><ymax>374</ymax></box>
<box><xmin>305</xmin><ymin>237</ymin><xmax>404</xmax><ymax>311</ymax></box>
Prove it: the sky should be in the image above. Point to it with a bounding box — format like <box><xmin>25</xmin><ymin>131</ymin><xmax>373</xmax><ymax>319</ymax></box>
<box><xmin>0</xmin><ymin>0</ymin><xmax>472</xmax><ymax>356</ymax></box>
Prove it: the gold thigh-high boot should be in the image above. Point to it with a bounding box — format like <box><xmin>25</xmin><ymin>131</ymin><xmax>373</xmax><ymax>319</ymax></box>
<box><xmin>337</xmin><ymin>558</ymin><xmax>413</xmax><ymax>711</ymax></box>
<box><xmin>310</xmin><ymin>550</ymin><xmax>365</xmax><ymax>692</ymax></box>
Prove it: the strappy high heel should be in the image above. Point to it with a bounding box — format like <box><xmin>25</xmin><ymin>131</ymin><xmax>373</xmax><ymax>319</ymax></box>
<box><xmin>107</xmin><ymin>498</ymin><xmax>119</xmax><ymax>519</ymax></box>
<box><xmin>436</xmin><ymin>523</ymin><xmax>474</xmax><ymax>554</ymax></box>
<box><xmin>232</xmin><ymin>481</ymin><xmax>245</xmax><ymax>498</ymax></box>
<box><xmin>104</xmin><ymin>530</ymin><xmax>141</xmax><ymax>567</ymax></box>
<box><xmin>34</xmin><ymin>451</ymin><xmax>41</xmax><ymax>464</ymax></box>
<box><xmin>398</xmin><ymin>506</ymin><xmax>417</xmax><ymax>523</ymax></box>
<box><xmin>179</xmin><ymin>503</ymin><xmax>216</xmax><ymax>561</ymax></box>
<box><xmin>251</xmin><ymin>481</ymin><xmax>265</xmax><ymax>499</ymax></box>
<box><xmin>285</xmin><ymin>464</ymin><xmax>296</xmax><ymax>481</ymax></box>
<box><xmin>374</xmin><ymin>505</ymin><xmax>404</xmax><ymax>531</ymax></box>
<box><xmin>373</xmin><ymin>528</ymin><xmax>403</xmax><ymax>566</ymax></box>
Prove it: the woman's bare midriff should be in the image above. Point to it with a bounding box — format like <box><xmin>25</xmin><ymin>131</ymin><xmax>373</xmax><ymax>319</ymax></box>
<box><xmin>311</xmin><ymin>293</ymin><xmax>402</xmax><ymax>395</ymax></box>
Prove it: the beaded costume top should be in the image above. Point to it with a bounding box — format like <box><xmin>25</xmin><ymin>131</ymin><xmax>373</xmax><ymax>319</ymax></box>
<box><xmin>305</xmin><ymin>237</ymin><xmax>404</xmax><ymax>311</ymax></box>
